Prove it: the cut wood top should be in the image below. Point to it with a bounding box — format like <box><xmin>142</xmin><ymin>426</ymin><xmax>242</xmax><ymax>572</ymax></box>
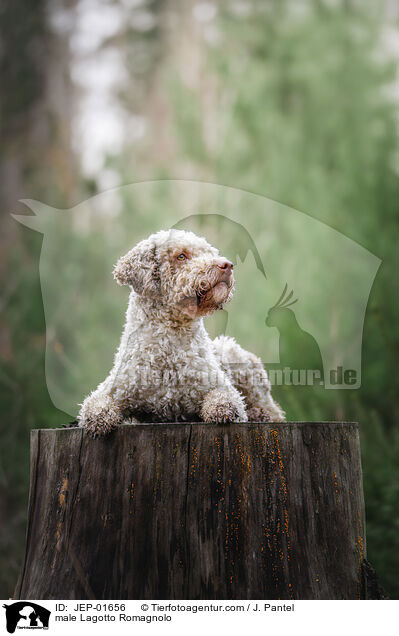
<box><xmin>37</xmin><ymin>421</ymin><xmax>358</xmax><ymax>433</ymax></box>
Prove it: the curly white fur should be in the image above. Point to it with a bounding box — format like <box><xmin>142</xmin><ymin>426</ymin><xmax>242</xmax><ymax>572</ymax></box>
<box><xmin>78</xmin><ymin>229</ymin><xmax>285</xmax><ymax>436</ymax></box>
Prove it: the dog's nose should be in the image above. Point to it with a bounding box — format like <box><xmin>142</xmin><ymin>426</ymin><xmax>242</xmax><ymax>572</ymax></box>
<box><xmin>217</xmin><ymin>259</ymin><xmax>234</xmax><ymax>270</ymax></box>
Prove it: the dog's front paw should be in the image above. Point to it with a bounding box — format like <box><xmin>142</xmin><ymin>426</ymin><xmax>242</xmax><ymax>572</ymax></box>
<box><xmin>205</xmin><ymin>402</ymin><xmax>243</xmax><ymax>424</ymax></box>
<box><xmin>79</xmin><ymin>394</ymin><xmax>122</xmax><ymax>437</ymax></box>
<box><xmin>201</xmin><ymin>389</ymin><xmax>247</xmax><ymax>424</ymax></box>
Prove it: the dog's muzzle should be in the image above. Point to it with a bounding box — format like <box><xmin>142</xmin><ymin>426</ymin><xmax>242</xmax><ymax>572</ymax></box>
<box><xmin>195</xmin><ymin>261</ymin><xmax>234</xmax><ymax>304</ymax></box>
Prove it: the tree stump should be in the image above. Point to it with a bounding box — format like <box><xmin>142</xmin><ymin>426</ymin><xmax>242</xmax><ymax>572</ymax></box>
<box><xmin>15</xmin><ymin>422</ymin><xmax>372</xmax><ymax>600</ymax></box>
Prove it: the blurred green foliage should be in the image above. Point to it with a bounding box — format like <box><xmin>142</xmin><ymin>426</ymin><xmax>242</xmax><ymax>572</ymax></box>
<box><xmin>1</xmin><ymin>0</ymin><xmax>398</xmax><ymax>599</ymax></box>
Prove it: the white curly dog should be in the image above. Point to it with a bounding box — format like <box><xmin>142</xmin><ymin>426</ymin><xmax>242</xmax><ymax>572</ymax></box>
<box><xmin>78</xmin><ymin>229</ymin><xmax>285</xmax><ymax>435</ymax></box>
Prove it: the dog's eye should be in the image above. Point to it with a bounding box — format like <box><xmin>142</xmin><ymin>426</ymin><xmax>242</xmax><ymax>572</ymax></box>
<box><xmin>176</xmin><ymin>253</ymin><xmax>187</xmax><ymax>261</ymax></box>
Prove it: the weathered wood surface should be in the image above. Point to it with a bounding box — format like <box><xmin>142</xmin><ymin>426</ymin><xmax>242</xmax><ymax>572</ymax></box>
<box><xmin>15</xmin><ymin>422</ymin><xmax>371</xmax><ymax>600</ymax></box>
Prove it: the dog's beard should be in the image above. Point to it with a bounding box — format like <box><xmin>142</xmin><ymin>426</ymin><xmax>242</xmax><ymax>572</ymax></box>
<box><xmin>198</xmin><ymin>281</ymin><xmax>231</xmax><ymax>309</ymax></box>
<box><xmin>178</xmin><ymin>272</ymin><xmax>234</xmax><ymax>319</ymax></box>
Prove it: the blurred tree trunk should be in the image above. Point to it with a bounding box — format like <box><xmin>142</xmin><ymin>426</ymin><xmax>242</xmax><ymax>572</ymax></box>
<box><xmin>0</xmin><ymin>0</ymin><xmax>80</xmax><ymax>598</ymax></box>
<box><xmin>0</xmin><ymin>0</ymin><xmax>79</xmax><ymax>258</ymax></box>
<box><xmin>123</xmin><ymin>0</ymin><xmax>219</xmax><ymax>176</ymax></box>
<box><xmin>0</xmin><ymin>0</ymin><xmax>80</xmax><ymax>351</ymax></box>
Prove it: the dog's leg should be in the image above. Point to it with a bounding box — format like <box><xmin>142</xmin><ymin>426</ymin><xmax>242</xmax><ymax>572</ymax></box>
<box><xmin>78</xmin><ymin>387</ymin><xmax>123</xmax><ymax>437</ymax></box>
<box><xmin>213</xmin><ymin>335</ymin><xmax>285</xmax><ymax>423</ymax></box>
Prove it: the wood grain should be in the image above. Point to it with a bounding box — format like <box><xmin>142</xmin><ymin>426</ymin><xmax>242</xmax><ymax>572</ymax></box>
<box><xmin>14</xmin><ymin>422</ymin><xmax>373</xmax><ymax>599</ymax></box>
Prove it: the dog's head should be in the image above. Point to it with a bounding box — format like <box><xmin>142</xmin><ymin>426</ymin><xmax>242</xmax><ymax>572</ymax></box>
<box><xmin>113</xmin><ymin>229</ymin><xmax>235</xmax><ymax>318</ymax></box>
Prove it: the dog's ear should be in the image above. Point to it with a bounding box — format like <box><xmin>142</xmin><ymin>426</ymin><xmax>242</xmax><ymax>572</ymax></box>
<box><xmin>113</xmin><ymin>245</ymin><xmax>160</xmax><ymax>295</ymax></box>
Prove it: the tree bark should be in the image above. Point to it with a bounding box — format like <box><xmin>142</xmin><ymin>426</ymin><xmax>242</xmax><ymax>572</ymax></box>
<box><xmin>15</xmin><ymin>422</ymin><xmax>375</xmax><ymax>599</ymax></box>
